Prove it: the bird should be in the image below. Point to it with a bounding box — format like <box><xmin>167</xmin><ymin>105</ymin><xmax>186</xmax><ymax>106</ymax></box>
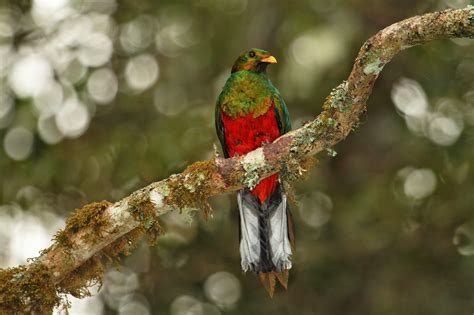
<box><xmin>215</xmin><ymin>48</ymin><xmax>294</xmax><ymax>297</ymax></box>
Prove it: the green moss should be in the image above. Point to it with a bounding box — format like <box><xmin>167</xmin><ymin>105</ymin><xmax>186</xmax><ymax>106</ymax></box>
<box><xmin>59</xmin><ymin>227</ymin><xmax>146</xmax><ymax>298</ymax></box>
<box><xmin>58</xmin><ymin>257</ymin><xmax>103</xmax><ymax>298</ymax></box>
<box><xmin>128</xmin><ymin>199</ymin><xmax>163</xmax><ymax>246</ymax></box>
<box><xmin>163</xmin><ymin>159</ymin><xmax>217</xmax><ymax>220</ymax></box>
<box><xmin>290</xmin><ymin>119</ymin><xmax>321</xmax><ymax>154</ymax></box>
<box><xmin>52</xmin><ymin>229</ymin><xmax>73</xmax><ymax>250</ymax></box>
<box><xmin>280</xmin><ymin>155</ymin><xmax>316</xmax><ymax>183</ymax></box>
<box><xmin>56</xmin><ymin>201</ymin><xmax>113</xmax><ymax>247</ymax></box>
<box><xmin>0</xmin><ymin>174</ymin><xmax>202</xmax><ymax>313</ymax></box>
<box><xmin>289</xmin><ymin>113</ymin><xmax>340</xmax><ymax>155</ymax></box>
<box><xmin>0</xmin><ymin>263</ymin><xmax>61</xmax><ymax>314</ymax></box>
<box><xmin>67</xmin><ymin>201</ymin><xmax>111</xmax><ymax>231</ymax></box>
<box><xmin>0</xmin><ymin>200</ymin><xmax>143</xmax><ymax>312</ymax></box>
<box><xmin>282</xmin><ymin>121</ymin><xmax>320</xmax><ymax>185</ymax></box>
<box><xmin>51</xmin><ymin>199</ymin><xmax>158</xmax><ymax>303</ymax></box>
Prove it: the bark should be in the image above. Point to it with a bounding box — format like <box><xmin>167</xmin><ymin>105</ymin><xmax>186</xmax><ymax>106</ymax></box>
<box><xmin>0</xmin><ymin>6</ymin><xmax>473</xmax><ymax>313</ymax></box>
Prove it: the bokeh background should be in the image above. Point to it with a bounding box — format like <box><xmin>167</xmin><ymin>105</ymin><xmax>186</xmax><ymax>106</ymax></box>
<box><xmin>0</xmin><ymin>0</ymin><xmax>473</xmax><ymax>314</ymax></box>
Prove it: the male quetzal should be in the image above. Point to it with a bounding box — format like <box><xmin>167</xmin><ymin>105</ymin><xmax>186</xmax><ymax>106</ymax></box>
<box><xmin>215</xmin><ymin>48</ymin><xmax>294</xmax><ymax>296</ymax></box>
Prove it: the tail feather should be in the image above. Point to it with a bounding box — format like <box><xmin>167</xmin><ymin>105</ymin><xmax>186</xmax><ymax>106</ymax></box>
<box><xmin>258</xmin><ymin>270</ymin><xmax>290</xmax><ymax>297</ymax></box>
<box><xmin>269</xmin><ymin>193</ymin><xmax>292</xmax><ymax>271</ymax></box>
<box><xmin>237</xmin><ymin>183</ymin><xmax>293</xmax><ymax>295</ymax></box>
<box><xmin>287</xmin><ymin>207</ymin><xmax>296</xmax><ymax>251</ymax></box>
<box><xmin>237</xmin><ymin>191</ymin><xmax>260</xmax><ymax>272</ymax></box>
<box><xmin>258</xmin><ymin>272</ymin><xmax>277</xmax><ymax>298</ymax></box>
<box><xmin>258</xmin><ymin>199</ymin><xmax>274</xmax><ymax>272</ymax></box>
<box><xmin>275</xmin><ymin>269</ymin><xmax>289</xmax><ymax>289</ymax></box>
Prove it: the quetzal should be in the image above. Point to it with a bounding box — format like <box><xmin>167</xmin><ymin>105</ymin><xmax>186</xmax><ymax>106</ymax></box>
<box><xmin>215</xmin><ymin>48</ymin><xmax>294</xmax><ymax>296</ymax></box>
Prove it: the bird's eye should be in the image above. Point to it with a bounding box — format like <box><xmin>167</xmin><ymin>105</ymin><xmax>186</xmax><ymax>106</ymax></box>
<box><xmin>248</xmin><ymin>51</ymin><xmax>256</xmax><ymax>58</ymax></box>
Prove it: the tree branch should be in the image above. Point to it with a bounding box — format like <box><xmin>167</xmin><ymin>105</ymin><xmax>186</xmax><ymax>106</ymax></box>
<box><xmin>0</xmin><ymin>6</ymin><xmax>473</xmax><ymax>313</ymax></box>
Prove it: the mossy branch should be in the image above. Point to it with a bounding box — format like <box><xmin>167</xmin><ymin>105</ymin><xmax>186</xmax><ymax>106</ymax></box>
<box><xmin>1</xmin><ymin>7</ymin><xmax>473</xmax><ymax>313</ymax></box>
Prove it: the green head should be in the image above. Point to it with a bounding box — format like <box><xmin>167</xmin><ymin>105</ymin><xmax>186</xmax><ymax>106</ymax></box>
<box><xmin>231</xmin><ymin>48</ymin><xmax>277</xmax><ymax>74</ymax></box>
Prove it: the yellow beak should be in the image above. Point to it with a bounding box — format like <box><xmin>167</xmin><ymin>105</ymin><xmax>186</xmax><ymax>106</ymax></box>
<box><xmin>261</xmin><ymin>55</ymin><xmax>277</xmax><ymax>64</ymax></box>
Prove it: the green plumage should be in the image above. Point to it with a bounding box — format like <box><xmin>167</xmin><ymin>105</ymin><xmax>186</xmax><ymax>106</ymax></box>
<box><xmin>215</xmin><ymin>48</ymin><xmax>291</xmax><ymax>157</ymax></box>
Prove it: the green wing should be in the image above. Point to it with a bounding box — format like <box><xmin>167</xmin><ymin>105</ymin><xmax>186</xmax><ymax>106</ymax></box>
<box><xmin>273</xmin><ymin>91</ymin><xmax>292</xmax><ymax>135</ymax></box>
<box><xmin>215</xmin><ymin>103</ymin><xmax>229</xmax><ymax>158</ymax></box>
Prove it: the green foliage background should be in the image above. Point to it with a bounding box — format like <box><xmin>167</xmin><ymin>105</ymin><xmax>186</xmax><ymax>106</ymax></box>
<box><xmin>0</xmin><ymin>0</ymin><xmax>473</xmax><ymax>314</ymax></box>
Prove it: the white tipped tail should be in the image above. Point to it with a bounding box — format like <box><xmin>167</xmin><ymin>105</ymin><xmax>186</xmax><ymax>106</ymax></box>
<box><xmin>237</xmin><ymin>186</ymin><xmax>292</xmax><ymax>273</ymax></box>
<box><xmin>237</xmin><ymin>191</ymin><xmax>260</xmax><ymax>272</ymax></box>
<box><xmin>269</xmin><ymin>194</ymin><xmax>292</xmax><ymax>271</ymax></box>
